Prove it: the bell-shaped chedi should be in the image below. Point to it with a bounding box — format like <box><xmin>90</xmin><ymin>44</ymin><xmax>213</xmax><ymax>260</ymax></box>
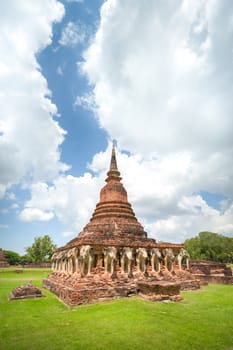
<box><xmin>80</xmin><ymin>144</ymin><xmax>148</xmax><ymax>238</ymax></box>
<box><xmin>65</xmin><ymin>143</ymin><xmax>155</xmax><ymax>248</ymax></box>
<box><xmin>44</xmin><ymin>143</ymin><xmax>195</xmax><ymax>306</ymax></box>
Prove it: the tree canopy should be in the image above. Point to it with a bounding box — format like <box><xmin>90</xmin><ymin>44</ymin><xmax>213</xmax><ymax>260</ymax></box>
<box><xmin>25</xmin><ymin>235</ymin><xmax>56</xmax><ymax>263</ymax></box>
<box><xmin>3</xmin><ymin>250</ymin><xmax>21</xmax><ymax>265</ymax></box>
<box><xmin>184</xmin><ymin>231</ymin><xmax>233</xmax><ymax>263</ymax></box>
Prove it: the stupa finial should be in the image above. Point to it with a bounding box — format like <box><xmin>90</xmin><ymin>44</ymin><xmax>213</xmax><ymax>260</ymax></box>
<box><xmin>106</xmin><ymin>141</ymin><xmax>121</xmax><ymax>181</ymax></box>
<box><xmin>110</xmin><ymin>141</ymin><xmax>118</xmax><ymax>172</ymax></box>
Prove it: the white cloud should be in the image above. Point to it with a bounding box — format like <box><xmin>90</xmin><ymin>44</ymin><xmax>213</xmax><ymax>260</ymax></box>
<box><xmin>6</xmin><ymin>192</ymin><xmax>16</xmax><ymax>201</ymax></box>
<box><xmin>73</xmin><ymin>0</ymin><xmax>233</xmax><ymax>240</ymax></box>
<box><xmin>59</xmin><ymin>21</ymin><xmax>86</xmax><ymax>47</ymax></box>
<box><xmin>19</xmin><ymin>171</ymin><xmax>104</xmax><ymax>232</ymax></box>
<box><xmin>63</xmin><ymin>231</ymin><xmax>74</xmax><ymax>237</ymax></box>
<box><xmin>56</xmin><ymin>66</ymin><xmax>64</xmax><ymax>76</ymax></box>
<box><xmin>19</xmin><ymin>208</ymin><xmax>54</xmax><ymax>222</ymax></box>
<box><xmin>0</xmin><ymin>1</ymin><xmax>67</xmax><ymax>198</ymax></box>
<box><xmin>81</xmin><ymin>0</ymin><xmax>233</xmax><ymax>158</ymax></box>
<box><xmin>8</xmin><ymin>1</ymin><xmax>233</xmax><ymax>245</ymax></box>
<box><xmin>19</xmin><ymin>144</ymin><xmax>233</xmax><ymax>241</ymax></box>
<box><xmin>74</xmin><ymin>92</ymin><xmax>97</xmax><ymax>110</ymax></box>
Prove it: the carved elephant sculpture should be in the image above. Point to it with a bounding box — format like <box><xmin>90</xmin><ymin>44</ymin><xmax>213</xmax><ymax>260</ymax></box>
<box><xmin>79</xmin><ymin>245</ymin><xmax>93</xmax><ymax>276</ymax></box>
<box><xmin>120</xmin><ymin>247</ymin><xmax>134</xmax><ymax>276</ymax></box>
<box><xmin>177</xmin><ymin>248</ymin><xmax>190</xmax><ymax>270</ymax></box>
<box><xmin>150</xmin><ymin>248</ymin><xmax>162</xmax><ymax>273</ymax></box>
<box><xmin>103</xmin><ymin>246</ymin><xmax>117</xmax><ymax>275</ymax></box>
<box><xmin>136</xmin><ymin>247</ymin><xmax>148</xmax><ymax>273</ymax></box>
<box><xmin>67</xmin><ymin>247</ymin><xmax>79</xmax><ymax>274</ymax></box>
<box><xmin>163</xmin><ymin>248</ymin><xmax>175</xmax><ymax>273</ymax></box>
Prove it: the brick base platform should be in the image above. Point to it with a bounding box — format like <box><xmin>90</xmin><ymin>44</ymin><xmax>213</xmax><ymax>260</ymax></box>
<box><xmin>43</xmin><ymin>269</ymin><xmax>200</xmax><ymax>306</ymax></box>
<box><xmin>43</xmin><ymin>275</ymin><xmax>181</xmax><ymax>306</ymax></box>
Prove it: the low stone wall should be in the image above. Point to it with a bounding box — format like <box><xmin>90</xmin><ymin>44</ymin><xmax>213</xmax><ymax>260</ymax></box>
<box><xmin>190</xmin><ymin>260</ymin><xmax>233</xmax><ymax>285</ymax></box>
<box><xmin>22</xmin><ymin>263</ymin><xmax>51</xmax><ymax>268</ymax></box>
<box><xmin>192</xmin><ymin>273</ymin><xmax>233</xmax><ymax>285</ymax></box>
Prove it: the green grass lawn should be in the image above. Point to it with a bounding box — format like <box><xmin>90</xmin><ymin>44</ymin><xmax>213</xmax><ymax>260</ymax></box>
<box><xmin>1</xmin><ymin>268</ymin><xmax>233</xmax><ymax>350</ymax></box>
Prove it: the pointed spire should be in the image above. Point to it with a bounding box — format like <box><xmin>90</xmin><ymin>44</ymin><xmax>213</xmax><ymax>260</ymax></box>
<box><xmin>109</xmin><ymin>141</ymin><xmax>118</xmax><ymax>172</ymax></box>
<box><xmin>106</xmin><ymin>141</ymin><xmax>121</xmax><ymax>181</ymax></box>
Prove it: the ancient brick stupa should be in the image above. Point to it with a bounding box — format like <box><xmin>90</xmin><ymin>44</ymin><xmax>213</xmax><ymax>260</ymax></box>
<box><xmin>43</xmin><ymin>144</ymin><xmax>195</xmax><ymax>305</ymax></box>
<box><xmin>69</xmin><ymin>143</ymin><xmax>155</xmax><ymax>249</ymax></box>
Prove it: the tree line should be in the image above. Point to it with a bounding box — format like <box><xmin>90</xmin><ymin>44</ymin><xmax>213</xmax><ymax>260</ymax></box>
<box><xmin>4</xmin><ymin>235</ymin><xmax>56</xmax><ymax>265</ymax></box>
<box><xmin>184</xmin><ymin>231</ymin><xmax>233</xmax><ymax>263</ymax></box>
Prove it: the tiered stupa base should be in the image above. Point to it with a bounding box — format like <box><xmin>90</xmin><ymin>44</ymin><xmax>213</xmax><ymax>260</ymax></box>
<box><xmin>43</xmin><ymin>270</ymin><xmax>193</xmax><ymax>306</ymax></box>
<box><xmin>44</xmin><ymin>144</ymin><xmax>198</xmax><ymax>305</ymax></box>
<box><xmin>43</xmin><ymin>265</ymin><xmax>200</xmax><ymax>306</ymax></box>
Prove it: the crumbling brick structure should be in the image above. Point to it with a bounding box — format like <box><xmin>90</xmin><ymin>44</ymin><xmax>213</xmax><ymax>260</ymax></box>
<box><xmin>0</xmin><ymin>248</ymin><xmax>9</xmax><ymax>267</ymax></box>
<box><xmin>43</xmin><ymin>144</ymin><xmax>196</xmax><ymax>305</ymax></box>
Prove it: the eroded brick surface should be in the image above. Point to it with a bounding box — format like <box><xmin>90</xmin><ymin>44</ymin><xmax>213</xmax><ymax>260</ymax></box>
<box><xmin>43</xmin><ymin>144</ymin><xmax>197</xmax><ymax>305</ymax></box>
<box><xmin>0</xmin><ymin>248</ymin><xmax>9</xmax><ymax>267</ymax></box>
<box><xmin>9</xmin><ymin>281</ymin><xmax>45</xmax><ymax>300</ymax></box>
<box><xmin>190</xmin><ymin>260</ymin><xmax>233</xmax><ymax>285</ymax></box>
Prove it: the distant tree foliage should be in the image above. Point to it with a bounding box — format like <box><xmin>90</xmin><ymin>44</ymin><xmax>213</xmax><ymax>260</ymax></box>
<box><xmin>25</xmin><ymin>235</ymin><xmax>56</xmax><ymax>263</ymax></box>
<box><xmin>20</xmin><ymin>254</ymin><xmax>33</xmax><ymax>265</ymax></box>
<box><xmin>3</xmin><ymin>250</ymin><xmax>21</xmax><ymax>265</ymax></box>
<box><xmin>184</xmin><ymin>231</ymin><xmax>233</xmax><ymax>263</ymax></box>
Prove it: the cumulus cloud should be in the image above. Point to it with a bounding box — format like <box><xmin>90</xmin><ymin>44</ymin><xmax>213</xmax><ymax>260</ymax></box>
<box><xmin>19</xmin><ymin>208</ymin><xmax>54</xmax><ymax>222</ymax></box>
<box><xmin>81</xmin><ymin>0</ymin><xmax>233</xmax><ymax>158</ymax></box>
<box><xmin>9</xmin><ymin>1</ymin><xmax>233</xmax><ymax>244</ymax></box>
<box><xmin>19</xmin><ymin>172</ymin><xmax>105</xmax><ymax>232</ymax></box>
<box><xmin>19</xmin><ymin>144</ymin><xmax>233</xmax><ymax>241</ymax></box>
<box><xmin>74</xmin><ymin>0</ymin><xmax>233</xmax><ymax>239</ymax></box>
<box><xmin>0</xmin><ymin>0</ymin><xmax>67</xmax><ymax>198</ymax></box>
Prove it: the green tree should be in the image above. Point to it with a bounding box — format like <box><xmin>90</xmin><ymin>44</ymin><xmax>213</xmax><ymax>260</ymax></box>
<box><xmin>184</xmin><ymin>231</ymin><xmax>233</xmax><ymax>263</ymax></box>
<box><xmin>4</xmin><ymin>250</ymin><xmax>21</xmax><ymax>265</ymax></box>
<box><xmin>20</xmin><ymin>254</ymin><xmax>33</xmax><ymax>265</ymax></box>
<box><xmin>25</xmin><ymin>235</ymin><xmax>56</xmax><ymax>263</ymax></box>
<box><xmin>184</xmin><ymin>237</ymin><xmax>201</xmax><ymax>259</ymax></box>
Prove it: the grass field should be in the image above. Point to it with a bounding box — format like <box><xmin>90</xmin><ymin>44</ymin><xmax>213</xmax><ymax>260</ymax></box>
<box><xmin>1</xmin><ymin>268</ymin><xmax>233</xmax><ymax>350</ymax></box>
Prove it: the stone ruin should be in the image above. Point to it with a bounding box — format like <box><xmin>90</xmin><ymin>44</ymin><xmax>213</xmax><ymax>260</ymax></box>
<box><xmin>0</xmin><ymin>248</ymin><xmax>9</xmax><ymax>267</ymax></box>
<box><xmin>43</xmin><ymin>144</ymin><xmax>199</xmax><ymax>306</ymax></box>
<box><xmin>9</xmin><ymin>281</ymin><xmax>45</xmax><ymax>300</ymax></box>
<box><xmin>190</xmin><ymin>260</ymin><xmax>233</xmax><ymax>285</ymax></box>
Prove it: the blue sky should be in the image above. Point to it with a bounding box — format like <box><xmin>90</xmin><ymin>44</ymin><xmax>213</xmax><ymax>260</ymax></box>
<box><xmin>1</xmin><ymin>0</ymin><xmax>233</xmax><ymax>255</ymax></box>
